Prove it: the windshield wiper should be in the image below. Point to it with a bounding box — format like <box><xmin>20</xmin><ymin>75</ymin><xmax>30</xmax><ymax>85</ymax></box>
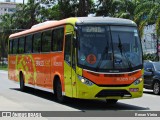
<box><xmin>118</xmin><ymin>35</ymin><xmax>133</xmax><ymax>70</ymax></box>
<box><xmin>95</xmin><ymin>45</ymin><xmax>109</xmax><ymax>71</ymax></box>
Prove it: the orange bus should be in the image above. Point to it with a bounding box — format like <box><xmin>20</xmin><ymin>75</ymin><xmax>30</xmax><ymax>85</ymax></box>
<box><xmin>8</xmin><ymin>17</ymin><xmax>143</xmax><ymax>103</ymax></box>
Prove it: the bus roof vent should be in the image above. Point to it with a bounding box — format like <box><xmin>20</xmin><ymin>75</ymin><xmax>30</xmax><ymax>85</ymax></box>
<box><xmin>31</xmin><ymin>21</ymin><xmax>57</xmax><ymax>28</ymax></box>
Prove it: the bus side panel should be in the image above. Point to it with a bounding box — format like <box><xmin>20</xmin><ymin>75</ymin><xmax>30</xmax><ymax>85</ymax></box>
<box><xmin>14</xmin><ymin>53</ymin><xmax>52</xmax><ymax>89</ymax></box>
<box><xmin>8</xmin><ymin>55</ymin><xmax>16</xmax><ymax>81</ymax></box>
<box><xmin>42</xmin><ymin>53</ymin><xmax>52</xmax><ymax>90</ymax></box>
<box><xmin>15</xmin><ymin>54</ymin><xmax>36</xmax><ymax>85</ymax></box>
<box><xmin>32</xmin><ymin>53</ymin><xmax>51</xmax><ymax>89</ymax></box>
<box><xmin>51</xmin><ymin>52</ymin><xmax>64</xmax><ymax>92</ymax></box>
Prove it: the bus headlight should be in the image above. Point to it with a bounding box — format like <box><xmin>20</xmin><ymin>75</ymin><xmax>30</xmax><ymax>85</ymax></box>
<box><xmin>77</xmin><ymin>75</ymin><xmax>94</xmax><ymax>86</ymax></box>
<box><xmin>133</xmin><ymin>77</ymin><xmax>143</xmax><ymax>85</ymax></box>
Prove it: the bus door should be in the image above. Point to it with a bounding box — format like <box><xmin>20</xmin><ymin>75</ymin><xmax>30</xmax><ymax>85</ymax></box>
<box><xmin>64</xmin><ymin>33</ymin><xmax>77</xmax><ymax>98</ymax></box>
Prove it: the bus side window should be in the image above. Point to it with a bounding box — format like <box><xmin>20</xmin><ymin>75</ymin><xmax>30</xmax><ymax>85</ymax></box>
<box><xmin>9</xmin><ymin>40</ymin><xmax>13</xmax><ymax>54</ymax></box>
<box><xmin>65</xmin><ymin>34</ymin><xmax>72</xmax><ymax>65</ymax></box>
<box><xmin>72</xmin><ymin>36</ymin><xmax>76</xmax><ymax>69</ymax></box>
<box><xmin>42</xmin><ymin>30</ymin><xmax>51</xmax><ymax>52</ymax></box>
<box><xmin>18</xmin><ymin>37</ymin><xmax>25</xmax><ymax>54</ymax></box>
<box><xmin>52</xmin><ymin>27</ymin><xmax>64</xmax><ymax>51</ymax></box>
<box><xmin>12</xmin><ymin>38</ymin><xmax>18</xmax><ymax>54</ymax></box>
<box><xmin>33</xmin><ymin>33</ymin><xmax>42</xmax><ymax>53</ymax></box>
<box><xmin>25</xmin><ymin>35</ymin><xmax>33</xmax><ymax>53</ymax></box>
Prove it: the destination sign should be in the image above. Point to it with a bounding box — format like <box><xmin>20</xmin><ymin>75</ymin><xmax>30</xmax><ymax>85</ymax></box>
<box><xmin>82</xmin><ymin>26</ymin><xmax>105</xmax><ymax>33</ymax></box>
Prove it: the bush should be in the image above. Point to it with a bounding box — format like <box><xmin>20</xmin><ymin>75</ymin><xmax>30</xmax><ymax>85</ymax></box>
<box><xmin>143</xmin><ymin>53</ymin><xmax>158</xmax><ymax>61</ymax></box>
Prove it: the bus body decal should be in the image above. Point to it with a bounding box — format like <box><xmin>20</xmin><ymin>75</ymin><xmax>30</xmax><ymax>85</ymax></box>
<box><xmin>16</xmin><ymin>55</ymin><xmax>37</xmax><ymax>84</ymax></box>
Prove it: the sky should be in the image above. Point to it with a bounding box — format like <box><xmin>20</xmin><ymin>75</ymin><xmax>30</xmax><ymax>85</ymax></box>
<box><xmin>0</xmin><ymin>0</ymin><xmax>26</xmax><ymax>3</ymax></box>
<box><xmin>0</xmin><ymin>0</ymin><xmax>97</xmax><ymax>4</ymax></box>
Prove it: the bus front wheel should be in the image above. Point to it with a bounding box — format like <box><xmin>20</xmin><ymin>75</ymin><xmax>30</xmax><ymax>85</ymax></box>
<box><xmin>20</xmin><ymin>73</ymin><xmax>26</xmax><ymax>91</ymax></box>
<box><xmin>54</xmin><ymin>79</ymin><xmax>66</xmax><ymax>103</ymax></box>
<box><xmin>106</xmin><ymin>99</ymin><xmax>118</xmax><ymax>104</ymax></box>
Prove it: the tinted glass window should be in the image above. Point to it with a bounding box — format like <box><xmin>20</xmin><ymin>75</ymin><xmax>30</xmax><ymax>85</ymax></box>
<box><xmin>18</xmin><ymin>37</ymin><xmax>25</xmax><ymax>54</ymax></box>
<box><xmin>110</xmin><ymin>26</ymin><xmax>142</xmax><ymax>69</ymax></box>
<box><xmin>77</xmin><ymin>25</ymin><xmax>142</xmax><ymax>72</ymax></box>
<box><xmin>9</xmin><ymin>40</ymin><xmax>13</xmax><ymax>54</ymax></box>
<box><xmin>12</xmin><ymin>39</ymin><xmax>18</xmax><ymax>54</ymax></box>
<box><xmin>65</xmin><ymin>34</ymin><xmax>72</xmax><ymax>64</ymax></box>
<box><xmin>42</xmin><ymin>30</ymin><xmax>51</xmax><ymax>52</ymax></box>
<box><xmin>25</xmin><ymin>35</ymin><xmax>33</xmax><ymax>53</ymax></box>
<box><xmin>52</xmin><ymin>27</ymin><xmax>64</xmax><ymax>51</ymax></box>
<box><xmin>154</xmin><ymin>62</ymin><xmax>160</xmax><ymax>71</ymax></box>
<box><xmin>144</xmin><ymin>62</ymin><xmax>154</xmax><ymax>70</ymax></box>
<box><xmin>72</xmin><ymin>35</ymin><xmax>76</xmax><ymax>69</ymax></box>
<box><xmin>33</xmin><ymin>33</ymin><xmax>41</xmax><ymax>53</ymax></box>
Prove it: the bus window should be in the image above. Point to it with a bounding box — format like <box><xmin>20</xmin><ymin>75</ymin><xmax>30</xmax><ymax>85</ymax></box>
<box><xmin>52</xmin><ymin>27</ymin><xmax>64</xmax><ymax>51</ymax></box>
<box><xmin>18</xmin><ymin>37</ymin><xmax>25</xmax><ymax>54</ymax></box>
<box><xmin>33</xmin><ymin>33</ymin><xmax>42</xmax><ymax>53</ymax></box>
<box><xmin>42</xmin><ymin>30</ymin><xmax>51</xmax><ymax>52</ymax></box>
<box><xmin>12</xmin><ymin>38</ymin><xmax>18</xmax><ymax>54</ymax></box>
<box><xmin>25</xmin><ymin>35</ymin><xmax>33</xmax><ymax>53</ymax></box>
<box><xmin>65</xmin><ymin>34</ymin><xmax>72</xmax><ymax>64</ymax></box>
<box><xmin>9</xmin><ymin>40</ymin><xmax>13</xmax><ymax>54</ymax></box>
<box><xmin>72</xmin><ymin>36</ymin><xmax>76</xmax><ymax>69</ymax></box>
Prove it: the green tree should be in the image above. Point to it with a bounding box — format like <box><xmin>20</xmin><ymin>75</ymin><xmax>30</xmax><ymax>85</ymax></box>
<box><xmin>114</xmin><ymin>0</ymin><xmax>139</xmax><ymax>20</ymax></box>
<box><xmin>95</xmin><ymin>0</ymin><xmax>140</xmax><ymax>19</ymax></box>
<box><xmin>78</xmin><ymin>0</ymin><xmax>94</xmax><ymax>17</ymax></box>
<box><xmin>96</xmin><ymin>0</ymin><xmax>119</xmax><ymax>16</ymax></box>
<box><xmin>134</xmin><ymin>0</ymin><xmax>160</xmax><ymax>37</ymax></box>
<box><xmin>40</xmin><ymin>0</ymin><xmax>95</xmax><ymax>20</ymax></box>
<box><xmin>0</xmin><ymin>14</ymin><xmax>13</xmax><ymax>58</ymax></box>
<box><xmin>13</xmin><ymin>0</ymin><xmax>41</xmax><ymax>29</ymax></box>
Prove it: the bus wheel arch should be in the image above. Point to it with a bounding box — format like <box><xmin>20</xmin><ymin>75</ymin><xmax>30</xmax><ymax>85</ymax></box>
<box><xmin>53</xmin><ymin>75</ymin><xmax>66</xmax><ymax>103</ymax></box>
<box><xmin>19</xmin><ymin>71</ymin><xmax>26</xmax><ymax>91</ymax></box>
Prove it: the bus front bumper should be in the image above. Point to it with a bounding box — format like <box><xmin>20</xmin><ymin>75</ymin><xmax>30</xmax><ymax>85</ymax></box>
<box><xmin>76</xmin><ymin>79</ymin><xmax>143</xmax><ymax>100</ymax></box>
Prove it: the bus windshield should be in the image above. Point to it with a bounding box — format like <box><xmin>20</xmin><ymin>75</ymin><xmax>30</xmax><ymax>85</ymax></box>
<box><xmin>77</xmin><ymin>25</ymin><xmax>143</xmax><ymax>72</ymax></box>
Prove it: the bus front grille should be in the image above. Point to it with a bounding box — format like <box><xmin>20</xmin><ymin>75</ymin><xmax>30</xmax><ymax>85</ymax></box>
<box><xmin>95</xmin><ymin>89</ymin><xmax>132</xmax><ymax>97</ymax></box>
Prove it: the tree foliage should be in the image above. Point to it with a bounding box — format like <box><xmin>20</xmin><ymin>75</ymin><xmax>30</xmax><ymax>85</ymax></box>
<box><xmin>134</xmin><ymin>0</ymin><xmax>160</xmax><ymax>37</ymax></box>
<box><xmin>0</xmin><ymin>14</ymin><xmax>13</xmax><ymax>57</ymax></box>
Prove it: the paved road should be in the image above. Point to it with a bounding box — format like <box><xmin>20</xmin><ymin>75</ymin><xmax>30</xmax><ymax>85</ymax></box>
<box><xmin>0</xmin><ymin>70</ymin><xmax>160</xmax><ymax>119</ymax></box>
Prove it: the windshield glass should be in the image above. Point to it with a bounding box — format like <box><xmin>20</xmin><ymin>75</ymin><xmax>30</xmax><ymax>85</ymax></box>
<box><xmin>77</xmin><ymin>25</ymin><xmax>143</xmax><ymax>72</ymax></box>
<box><xmin>111</xmin><ymin>26</ymin><xmax>142</xmax><ymax>69</ymax></box>
<box><xmin>153</xmin><ymin>62</ymin><xmax>160</xmax><ymax>71</ymax></box>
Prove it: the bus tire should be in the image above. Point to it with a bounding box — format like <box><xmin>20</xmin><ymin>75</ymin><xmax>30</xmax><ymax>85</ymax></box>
<box><xmin>54</xmin><ymin>78</ymin><xmax>65</xmax><ymax>103</ymax></box>
<box><xmin>20</xmin><ymin>72</ymin><xmax>26</xmax><ymax>91</ymax></box>
<box><xmin>106</xmin><ymin>99</ymin><xmax>118</xmax><ymax>104</ymax></box>
<box><xmin>153</xmin><ymin>81</ymin><xmax>160</xmax><ymax>95</ymax></box>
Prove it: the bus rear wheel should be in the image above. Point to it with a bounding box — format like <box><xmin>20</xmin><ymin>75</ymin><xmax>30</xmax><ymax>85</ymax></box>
<box><xmin>20</xmin><ymin>73</ymin><xmax>26</xmax><ymax>91</ymax></box>
<box><xmin>54</xmin><ymin>79</ymin><xmax>66</xmax><ymax>103</ymax></box>
<box><xmin>106</xmin><ymin>99</ymin><xmax>118</xmax><ymax>104</ymax></box>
